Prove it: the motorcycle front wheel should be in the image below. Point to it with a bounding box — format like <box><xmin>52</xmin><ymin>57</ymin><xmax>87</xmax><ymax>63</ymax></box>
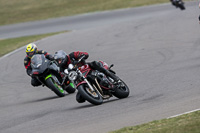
<box><xmin>46</xmin><ymin>77</ymin><xmax>65</xmax><ymax>97</ymax></box>
<box><xmin>77</xmin><ymin>83</ymin><xmax>103</xmax><ymax>105</ymax></box>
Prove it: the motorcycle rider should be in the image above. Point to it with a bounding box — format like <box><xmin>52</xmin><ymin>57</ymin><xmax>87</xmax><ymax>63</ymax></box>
<box><xmin>24</xmin><ymin>43</ymin><xmax>54</xmax><ymax>87</ymax></box>
<box><xmin>54</xmin><ymin>50</ymin><xmax>120</xmax><ymax>83</ymax></box>
<box><xmin>54</xmin><ymin>50</ymin><xmax>121</xmax><ymax>103</ymax></box>
<box><xmin>170</xmin><ymin>0</ymin><xmax>185</xmax><ymax>9</ymax></box>
<box><xmin>170</xmin><ymin>0</ymin><xmax>176</xmax><ymax>6</ymax></box>
<box><xmin>54</xmin><ymin>50</ymin><xmax>89</xmax><ymax>72</ymax></box>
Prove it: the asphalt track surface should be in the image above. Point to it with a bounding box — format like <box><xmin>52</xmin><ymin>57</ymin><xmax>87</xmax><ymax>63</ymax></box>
<box><xmin>0</xmin><ymin>1</ymin><xmax>200</xmax><ymax>133</ymax></box>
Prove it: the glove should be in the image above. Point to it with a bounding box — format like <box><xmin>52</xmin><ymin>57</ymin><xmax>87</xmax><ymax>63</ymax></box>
<box><xmin>80</xmin><ymin>59</ymin><xmax>86</xmax><ymax>65</ymax></box>
<box><xmin>26</xmin><ymin>66</ymin><xmax>32</xmax><ymax>76</ymax></box>
<box><xmin>27</xmin><ymin>69</ymin><xmax>32</xmax><ymax>77</ymax></box>
<box><xmin>47</xmin><ymin>54</ymin><xmax>54</xmax><ymax>61</ymax></box>
<box><xmin>49</xmin><ymin>56</ymin><xmax>54</xmax><ymax>61</ymax></box>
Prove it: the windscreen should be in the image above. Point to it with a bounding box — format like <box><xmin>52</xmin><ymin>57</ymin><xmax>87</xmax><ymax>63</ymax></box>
<box><xmin>31</xmin><ymin>54</ymin><xmax>45</xmax><ymax>69</ymax></box>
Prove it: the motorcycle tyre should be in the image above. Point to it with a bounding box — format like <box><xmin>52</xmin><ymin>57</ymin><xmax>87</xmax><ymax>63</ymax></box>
<box><xmin>112</xmin><ymin>78</ymin><xmax>130</xmax><ymax>99</ymax></box>
<box><xmin>46</xmin><ymin>77</ymin><xmax>65</xmax><ymax>97</ymax></box>
<box><xmin>77</xmin><ymin>84</ymin><xmax>103</xmax><ymax>105</ymax></box>
<box><xmin>76</xmin><ymin>92</ymin><xmax>86</xmax><ymax>103</ymax></box>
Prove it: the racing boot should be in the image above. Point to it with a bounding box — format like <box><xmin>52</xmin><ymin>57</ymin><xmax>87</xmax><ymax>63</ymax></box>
<box><xmin>89</xmin><ymin>61</ymin><xmax>121</xmax><ymax>84</ymax></box>
<box><xmin>103</xmin><ymin>69</ymin><xmax>120</xmax><ymax>84</ymax></box>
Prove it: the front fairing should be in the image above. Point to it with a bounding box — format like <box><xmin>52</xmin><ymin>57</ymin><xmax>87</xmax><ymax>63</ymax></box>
<box><xmin>31</xmin><ymin>54</ymin><xmax>50</xmax><ymax>75</ymax></box>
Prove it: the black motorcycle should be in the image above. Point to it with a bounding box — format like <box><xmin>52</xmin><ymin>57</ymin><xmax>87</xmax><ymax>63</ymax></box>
<box><xmin>31</xmin><ymin>54</ymin><xmax>75</xmax><ymax>97</ymax></box>
<box><xmin>171</xmin><ymin>0</ymin><xmax>185</xmax><ymax>10</ymax></box>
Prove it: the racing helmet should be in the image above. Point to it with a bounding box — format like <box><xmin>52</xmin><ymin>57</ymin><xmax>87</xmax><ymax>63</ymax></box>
<box><xmin>26</xmin><ymin>43</ymin><xmax>37</xmax><ymax>58</ymax></box>
<box><xmin>54</xmin><ymin>50</ymin><xmax>68</xmax><ymax>66</ymax></box>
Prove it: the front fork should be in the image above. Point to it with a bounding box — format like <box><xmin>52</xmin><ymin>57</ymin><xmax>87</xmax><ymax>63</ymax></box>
<box><xmin>77</xmin><ymin>69</ymin><xmax>95</xmax><ymax>92</ymax></box>
<box><xmin>45</xmin><ymin>74</ymin><xmax>61</xmax><ymax>85</ymax></box>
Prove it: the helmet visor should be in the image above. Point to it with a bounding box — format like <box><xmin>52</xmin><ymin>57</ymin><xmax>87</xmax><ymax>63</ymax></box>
<box><xmin>56</xmin><ymin>59</ymin><xmax>62</xmax><ymax>64</ymax></box>
<box><xmin>27</xmin><ymin>51</ymin><xmax>35</xmax><ymax>57</ymax></box>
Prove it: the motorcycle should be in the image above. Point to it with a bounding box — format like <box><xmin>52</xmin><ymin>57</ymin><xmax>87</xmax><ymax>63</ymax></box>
<box><xmin>31</xmin><ymin>54</ymin><xmax>76</xmax><ymax>97</ymax></box>
<box><xmin>171</xmin><ymin>0</ymin><xmax>185</xmax><ymax>10</ymax></box>
<box><xmin>63</xmin><ymin>56</ymin><xmax>130</xmax><ymax>105</ymax></box>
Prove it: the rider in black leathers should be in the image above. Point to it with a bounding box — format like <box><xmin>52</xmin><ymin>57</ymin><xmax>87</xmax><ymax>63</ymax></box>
<box><xmin>24</xmin><ymin>43</ymin><xmax>54</xmax><ymax>87</ymax></box>
<box><xmin>54</xmin><ymin>50</ymin><xmax>120</xmax><ymax>103</ymax></box>
<box><xmin>54</xmin><ymin>50</ymin><xmax>120</xmax><ymax>82</ymax></box>
<box><xmin>170</xmin><ymin>0</ymin><xmax>185</xmax><ymax>9</ymax></box>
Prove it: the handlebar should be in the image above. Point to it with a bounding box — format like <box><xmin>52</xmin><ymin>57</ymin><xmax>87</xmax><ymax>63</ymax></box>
<box><xmin>70</xmin><ymin>55</ymin><xmax>86</xmax><ymax>70</ymax></box>
<box><xmin>78</xmin><ymin>55</ymin><xmax>86</xmax><ymax>63</ymax></box>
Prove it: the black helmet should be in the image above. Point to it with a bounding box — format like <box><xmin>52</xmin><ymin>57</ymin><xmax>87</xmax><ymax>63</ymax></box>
<box><xmin>54</xmin><ymin>50</ymin><xmax>67</xmax><ymax>66</ymax></box>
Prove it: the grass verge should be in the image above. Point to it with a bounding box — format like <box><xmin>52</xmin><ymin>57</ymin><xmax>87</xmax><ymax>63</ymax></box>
<box><xmin>0</xmin><ymin>31</ymin><xmax>66</xmax><ymax>57</ymax></box>
<box><xmin>109</xmin><ymin>110</ymin><xmax>200</xmax><ymax>133</ymax></box>
<box><xmin>0</xmin><ymin>0</ymin><xmax>184</xmax><ymax>26</ymax></box>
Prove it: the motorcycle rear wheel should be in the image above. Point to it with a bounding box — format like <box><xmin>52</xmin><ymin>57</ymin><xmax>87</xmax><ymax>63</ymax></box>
<box><xmin>112</xmin><ymin>78</ymin><xmax>129</xmax><ymax>99</ymax></box>
<box><xmin>77</xmin><ymin>83</ymin><xmax>103</xmax><ymax>105</ymax></box>
<box><xmin>46</xmin><ymin>77</ymin><xmax>65</xmax><ymax>97</ymax></box>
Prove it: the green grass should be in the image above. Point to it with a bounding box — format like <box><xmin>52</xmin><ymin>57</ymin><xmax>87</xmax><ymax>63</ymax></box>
<box><xmin>0</xmin><ymin>31</ymin><xmax>66</xmax><ymax>57</ymax></box>
<box><xmin>0</xmin><ymin>0</ymin><xmax>173</xmax><ymax>26</ymax></box>
<box><xmin>109</xmin><ymin>111</ymin><xmax>200</xmax><ymax>133</ymax></box>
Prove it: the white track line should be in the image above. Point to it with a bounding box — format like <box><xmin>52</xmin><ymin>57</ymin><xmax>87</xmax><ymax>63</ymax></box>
<box><xmin>167</xmin><ymin>108</ymin><xmax>200</xmax><ymax>119</ymax></box>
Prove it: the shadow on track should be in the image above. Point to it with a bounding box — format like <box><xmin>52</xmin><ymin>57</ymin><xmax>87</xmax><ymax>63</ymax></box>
<box><xmin>67</xmin><ymin>96</ymin><xmax>133</xmax><ymax>111</ymax></box>
<box><xmin>21</xmin><ymin>95</ymin><xmax>62</xmax><ymax>105</ymax></box>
